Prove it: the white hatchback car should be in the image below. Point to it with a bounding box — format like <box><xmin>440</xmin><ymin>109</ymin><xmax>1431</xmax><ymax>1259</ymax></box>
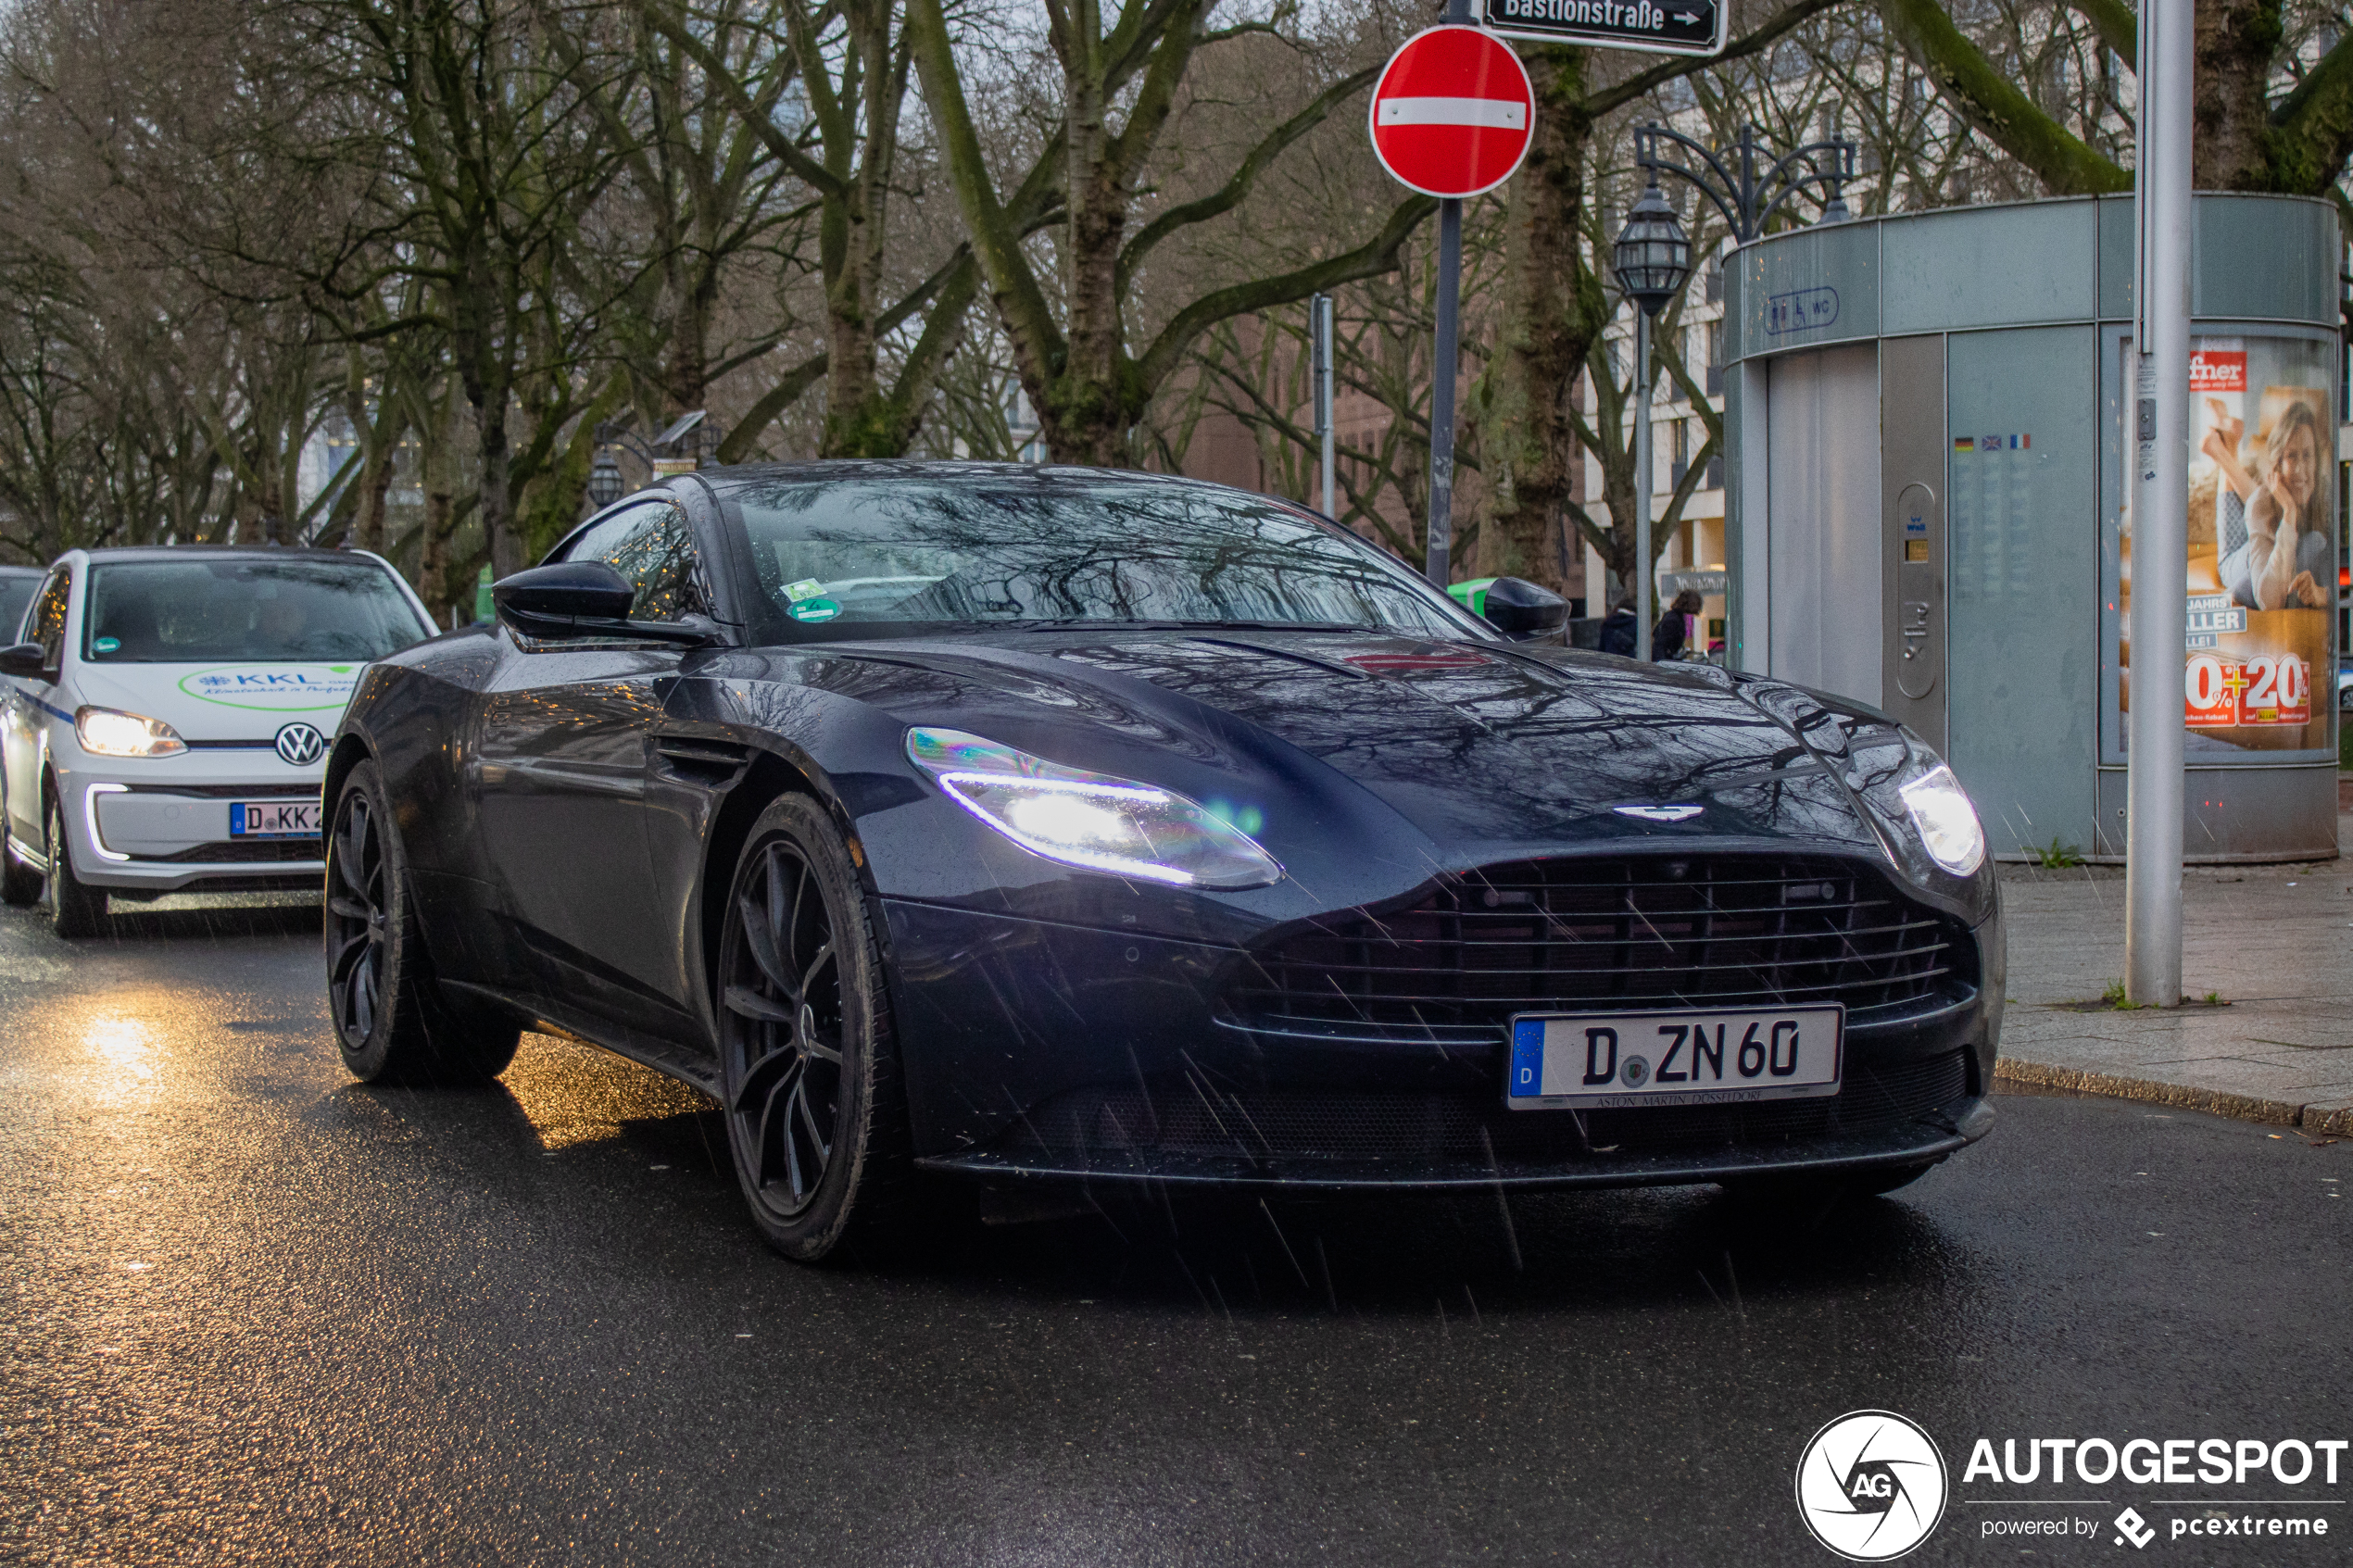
<box><xmin>1</xmin><ymin>546</ymin><xmax>436</xmax><ymax>934</ymax></box>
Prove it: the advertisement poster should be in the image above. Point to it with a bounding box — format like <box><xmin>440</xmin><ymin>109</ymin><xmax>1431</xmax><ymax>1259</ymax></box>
<box><xmin>2120</xmin><ymin>335</ymin><xmax>2335</xmax><ymax>753</ymax></box>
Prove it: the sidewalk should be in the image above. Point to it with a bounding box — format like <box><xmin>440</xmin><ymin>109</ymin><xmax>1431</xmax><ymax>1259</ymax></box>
<box><xmin>1994</xmin><ymin>808</ymin><xmax>2353</xmax><ymax>1135</ymax></box>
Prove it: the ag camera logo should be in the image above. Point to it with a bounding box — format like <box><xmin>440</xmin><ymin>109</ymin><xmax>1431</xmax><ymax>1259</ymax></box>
<box><xmin>1796</xmin><ymin>1411</ymin><xmax>1948</xmax><ymax>1561</ymax></box>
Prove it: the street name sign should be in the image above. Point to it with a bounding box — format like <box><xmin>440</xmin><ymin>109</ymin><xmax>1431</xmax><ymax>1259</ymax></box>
<box><xmin>1367</xmin><ymin>25</ymin><xmax>1537</xmax><ymax>199</ymax></box>
<box><xmin>1471</xmin><ymin>0</ymin><xmax>1728</xmax><ymax>57</ymax></box>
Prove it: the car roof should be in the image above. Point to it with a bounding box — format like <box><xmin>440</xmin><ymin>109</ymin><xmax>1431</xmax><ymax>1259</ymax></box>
<box><xmin>0</xmin><ymin>564</ymin><xmax>41</xmax><ymax>579</ymax></box>
<box><xmin>698</xmin><ymin>459</ymin><xmax>1263</xmax><ymax>500</ymax></box>
<box><xmin>76</xmin><ymin>546</ymin><xmax>389</xmax><ymax>566</ymax></box>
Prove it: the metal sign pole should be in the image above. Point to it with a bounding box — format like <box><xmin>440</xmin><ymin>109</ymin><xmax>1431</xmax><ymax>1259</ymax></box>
<box><xmin>1634</xmin><ymin>309</ymin><xmax>1654</xmax><ymax>661</ymax></box>
<box><xmin>1420</xmin><ymin>0</ymin><xmax>1477</xmax><ymax>588</ymax></box>
<box><xmin>2126</xmin><ymin>0</ymin><xmax>2189</xmax><ymax>1006</ymax></box>
<box><xmin>1426</xmin><ymin>196</ymin><xmax>1463</xmax><ymax>587</ymax></box>
<box><xmin>1313</xmin><ymin>294</ymin><xmax>1336</xmax><ymax>517</ymax></box>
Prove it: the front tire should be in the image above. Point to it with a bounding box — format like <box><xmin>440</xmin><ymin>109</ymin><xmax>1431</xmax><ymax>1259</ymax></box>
<box><xmin>326</xmin><ymin>759</ymin><xmax>520</xmax><ymax>1084</ymax></box>
<box><xmin>44</xmin><ymin>791</ymin><xmax>107</xmax><ymax>937</ymax></box>
<box><xmin>716</xmin><ymin>794</ymin><xmax>913</xmax><ymax>1261</ymax></box>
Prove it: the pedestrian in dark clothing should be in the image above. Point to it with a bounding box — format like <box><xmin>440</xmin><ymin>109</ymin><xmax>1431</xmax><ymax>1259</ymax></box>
<box><xmin>1597</xmin><ymin>602</ymin><xmax>1637</xmax><ymax>657</ymax></box>
<box><xmin>1652</xmin><ymin>587</ymin><xmax>1705</xmax><ymax>661</ymax></box>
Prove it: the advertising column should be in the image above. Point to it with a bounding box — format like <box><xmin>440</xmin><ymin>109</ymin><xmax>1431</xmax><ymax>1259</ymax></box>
<box><xmin>2120</xmin><ymin>336</ymin><xmax>2337</xmax><ymax>757</ymax></box>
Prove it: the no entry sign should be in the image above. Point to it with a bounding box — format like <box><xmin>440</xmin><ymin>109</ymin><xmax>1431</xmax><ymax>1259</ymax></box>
<box><xmin>1366</xmin><ymin>26</ymin><xmax>1536</xmax><ymax>200</ymax></box>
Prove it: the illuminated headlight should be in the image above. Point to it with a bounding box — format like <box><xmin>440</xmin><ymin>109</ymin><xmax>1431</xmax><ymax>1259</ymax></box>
<box><xmin>906</xmin><ymin>726</ymin><xmax>1280</xmax><ymax>889</ymax></box>
<box><xmin>74</xmin><ymin>706</ymin><xmax>186</xmax><ymax>758</ymax></box>
<box><xmin>1897</xmin><ymin>763</ymin><xmax>1985</xmax><ymax>875</ymax></box>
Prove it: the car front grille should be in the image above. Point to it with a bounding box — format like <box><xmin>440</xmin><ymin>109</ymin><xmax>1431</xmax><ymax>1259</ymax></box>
<box><xmin>1003</xmin><ymin>1050</ymin><xmax>1972</xmax><ymax>1162</ymax></box>
<box><xmin>1224</xmin><ymin>854</ymin><xmax>1973</xmax><ymax>1032</ymax></box>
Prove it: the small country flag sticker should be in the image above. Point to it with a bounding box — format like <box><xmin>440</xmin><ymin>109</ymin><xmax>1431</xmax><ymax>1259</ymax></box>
<box><xmin>1952</xmin><ymin>436</ymin><xmax>1974</xmax><ymax>451</ymax></box>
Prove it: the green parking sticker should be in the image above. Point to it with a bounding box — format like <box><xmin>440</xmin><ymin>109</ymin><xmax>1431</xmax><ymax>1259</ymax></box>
<box><xmin>786</xmin><ymin>597</ymin><xmax>842</xmax><ymax>624</ymax></box>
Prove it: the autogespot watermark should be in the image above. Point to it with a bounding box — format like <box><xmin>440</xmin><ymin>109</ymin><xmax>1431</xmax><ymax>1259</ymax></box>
<box><xmin>1796</xmin><ymin>1411</ymin><xmax>1949</xmax><ymax>1561</ymax></box>
<box><xmin>1797</xmin><ymin>1415</ymin><xmax>2347</xmax><ymax>1558</ymax></box>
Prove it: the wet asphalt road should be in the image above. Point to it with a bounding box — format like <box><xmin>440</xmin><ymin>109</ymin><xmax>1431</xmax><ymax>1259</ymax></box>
<box><xmin>2</xmin><ymin>899</ymin><xmax>2349</xmax><ymax>1567</ymax></box>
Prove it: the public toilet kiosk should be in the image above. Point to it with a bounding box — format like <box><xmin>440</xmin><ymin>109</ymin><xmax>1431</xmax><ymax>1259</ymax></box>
<box><xmin>1722</xmin><ymin>193</ymin><xmax>2343</xmax><ymax>861</ymax></box>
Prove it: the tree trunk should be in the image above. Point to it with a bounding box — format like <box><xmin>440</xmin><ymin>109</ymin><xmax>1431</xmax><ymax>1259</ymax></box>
<box><xmin>1475</xmin><ymin>45</ymin><xmax>1610</xmax><ymax>595</ymax></box>
<box><xmin>2193</xmin><ymin>0</ymin><xmax>2285</xmax><ymax>187</ymax></box>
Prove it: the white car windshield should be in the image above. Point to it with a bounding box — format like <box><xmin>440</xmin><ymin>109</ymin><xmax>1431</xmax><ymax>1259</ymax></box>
<box><xmin>82</xmin><ymin>558</ymin><xmax>433</xmax><ymax>663</ymax></box>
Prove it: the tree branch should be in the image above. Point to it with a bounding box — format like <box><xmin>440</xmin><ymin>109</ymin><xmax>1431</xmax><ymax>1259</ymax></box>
<box><xmin>1876</xmin><ymin>0</ymin><xmax>2130</xmax><ymax>194</ymax></box>
<box><xmin>2269</xmin><ymin>31</ymin><xmax>2353</xmax><ymax>194</ymax></box>
<box><xmin>1133</xmin><ymin>193</ymin><xmax>1437</xmax><ymax>397</ymax></box>
<box><xmin>1117</xmin><ymin>64</ymin><xmax>1378</xmax><ymax>297</ymax></box>
<box><xmin>1590</xmin><ymin>0</ymin><xmax>1848</xmax><ymax>118</ymax></box>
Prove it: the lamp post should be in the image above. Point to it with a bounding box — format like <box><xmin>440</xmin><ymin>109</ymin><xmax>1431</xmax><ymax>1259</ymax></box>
<box><xmin>586</xmin><ymin>410</ymin><xmax>710</xmax><ymax>516</ymax></box>
<box><xmin>1612</xmin><ymin>120</ymin><xmax>1856</xmax><ymax>659</ymax></box>
<box><xmin>586</xmin><ymin>450</ymin><xmax>624</xmax><ymax>510</ymax></box>
<box><xmin>1633</xmin><ymin>119</ymin><xmax>1858</xmax><ymax>244</ymax></box>
<box><xmin>1612</xmin><ymin>180</ymin><xmax>1691</xmax><ymax>662</ymax></box>
<box><xmin>2126</xmin><ymin>0</ymin><xmax>2191</xmax><ymax>1005</ymax></box>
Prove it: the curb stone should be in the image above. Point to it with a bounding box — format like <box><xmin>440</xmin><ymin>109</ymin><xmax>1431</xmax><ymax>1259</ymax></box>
<box><xmin>1996</xmin><ymin>1056</ymin><xmax>2352</xmax><ymax>1135</ymax></box>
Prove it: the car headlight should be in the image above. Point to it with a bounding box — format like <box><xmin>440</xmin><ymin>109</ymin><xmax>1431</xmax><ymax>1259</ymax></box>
<box><xmin>906</xmin><ymin>726</ymin><xmax>1281</xmax><ymax>889</ymax></box>
<box><xmin>1897</xmin><ymin>763</ymin><xmax>1985</xmax><ymax>875</ymax></box>
<box><xmin>75</xmin><ymin>706</ymin><xmax>187</xmax><ymax>758</ymax></box>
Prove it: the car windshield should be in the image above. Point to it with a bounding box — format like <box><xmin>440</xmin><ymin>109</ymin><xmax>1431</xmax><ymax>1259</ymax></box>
<box><xmin>0</xmin><ymin>575</ymin><xmax>37</xmax><ymax>642</ymax></box>
<box><xmin>726</xmin><ymin>471</ymin><xmax>1482</xmax><ymax>641</ymax></box>
<box><xmin>82</xmin><ymin>558</ymin><xmax>434</xmax><ymax>663</ymax></box>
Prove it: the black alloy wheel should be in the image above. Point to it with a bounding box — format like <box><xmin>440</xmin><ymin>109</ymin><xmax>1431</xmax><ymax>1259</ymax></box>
<box><xmin>43</xmin><ymin>790</ymin><xmax>106</xmax><ymax>937</ymax></box>
<box><xmin>326</xmin><ymin>784</ymin><xmax>391</xmax><ymax>1043</ymax></box>
<box><xmin>717</xmin><ymin>794</ymin><xmax>912</xmax><ymax>1261</ymax></box>
<box><xmin>325</xmin><ymin>759</ymin><xmax>519</xmax><ymax>1085</ymax></box>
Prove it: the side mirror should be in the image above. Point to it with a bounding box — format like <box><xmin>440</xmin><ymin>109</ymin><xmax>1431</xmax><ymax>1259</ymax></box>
<box><xmin>491</xmin><ymin>562</ymin><xmax>718</xmax><ymax>645</ymax></box>
<box><xmin>1478</xmin><ymin>577</ymin><xmax>1568</xmax><ymax>643</ymax></box>
<box><xmin>0</xmin><ymin>641</ymin><xmax>51</xmax><ymax>680</ymax></box>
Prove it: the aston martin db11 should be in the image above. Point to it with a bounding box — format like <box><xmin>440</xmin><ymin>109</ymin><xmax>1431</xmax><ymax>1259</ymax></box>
<box><xmin>322</xmin><ymin>462</ymin><xmax>2003</xmax><ymax>1260</ymax></box>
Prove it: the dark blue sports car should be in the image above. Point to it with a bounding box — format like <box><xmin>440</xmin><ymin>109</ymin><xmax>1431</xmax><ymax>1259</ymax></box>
<box><xmin>323</xmin><ymin>463</ymin><xmax>2002</xmax><ymax>1260</ymax></box>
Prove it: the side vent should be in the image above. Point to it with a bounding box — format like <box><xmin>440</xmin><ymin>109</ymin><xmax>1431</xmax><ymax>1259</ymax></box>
<box><xmin>654</xmin><ymin>735</ymin><xmax>751</xmax><ymax>786</ymax></box>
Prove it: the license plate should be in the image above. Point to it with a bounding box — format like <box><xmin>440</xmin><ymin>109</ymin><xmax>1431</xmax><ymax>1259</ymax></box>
<box><xmin>229</xmin><ymin>801</ymin><xmax>321</xmax><ymax>839</ymax></box>
<box><xmin>1506</xmin><ymin>1005</ymin><xmax>1844</xmax><ymax>1109</ymax></box>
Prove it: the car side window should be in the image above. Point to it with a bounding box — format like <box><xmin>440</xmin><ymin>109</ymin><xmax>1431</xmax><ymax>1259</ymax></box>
<box><xmin>26</xmin><ymin>568</ymin><xmax>69</xmax><ymax>667</ymax></box>
<box><xmin>559</xmin><ymin>502</ymin><xmax>709</xmax><ymax>622</ymax></box>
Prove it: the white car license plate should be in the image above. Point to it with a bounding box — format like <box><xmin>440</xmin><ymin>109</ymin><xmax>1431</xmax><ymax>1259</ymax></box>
<box><xmin>1506</xmin><ymin>1005</ymin><xmax>1843</xmax><ymax>1109</ymax></box>
<box><xmin>230</xmin><ymin>801</ymin><xmax>321</xmax><ymax>839</ymax></box>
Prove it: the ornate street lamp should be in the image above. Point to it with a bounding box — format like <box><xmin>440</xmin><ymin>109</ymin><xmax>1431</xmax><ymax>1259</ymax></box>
<box><xmin>1613</xmin><ymin>179</ymin><xmax>1692</xmax><ymax>318</ymax></box>
<box><xmin>1612</xmin><ymin>180</ymin><xmax>1692</xmax><ymax>660</ymax></box>
<box><xmin>586</xmin><ymin>450</ymin><xmax>624</xmax><ymax>510</ymax></box>
<box><xmin>1634</xmin><ymin>119</ymin><xmax>1858</xmax><ymax>244</ymax></box>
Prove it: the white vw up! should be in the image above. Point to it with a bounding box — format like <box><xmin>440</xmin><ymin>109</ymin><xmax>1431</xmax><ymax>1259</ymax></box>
<box><xmin>1</xmin><ymin>547</ymin><xmax>435</xmax><ymax>934</ymax></box>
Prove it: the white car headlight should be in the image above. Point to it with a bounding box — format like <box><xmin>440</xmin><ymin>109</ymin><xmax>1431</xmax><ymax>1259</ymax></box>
<box><xmin>75</xmin><ymin>706</ymin><xmax>187</xmax><ymax>759</ymax></box>
<box><xmin>1897</xmin><ymin>763</ymin><xmax>1985</xmax><ymax>875</ymax></box>
<box><xmin>906</xmin><ymin>727</ymin><xmax>1281</xmax><ymax>889</ymax></box>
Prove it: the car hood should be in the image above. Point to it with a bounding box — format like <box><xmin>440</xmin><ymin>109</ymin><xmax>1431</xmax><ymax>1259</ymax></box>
<box><xmin>68</xmin><ymin>659</ymin><xmax>368</xmax><ymax>741</ymax></box>
<box><xmin>819</xmin><ymin>631</ymin><xmax>1888</xmax><ymax>867</ymax></box>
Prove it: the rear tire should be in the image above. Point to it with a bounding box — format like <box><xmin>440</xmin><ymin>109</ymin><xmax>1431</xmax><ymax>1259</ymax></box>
<box><xmin>44</xmin><ymin>791</ymin><xmax>107</xmax><ymax>937</ymax></box>
<box><xmin>715</xmin><ymin>794</ymin><xmax>916</xmax><ymax>1262</ymax></box>
<box><xmin>326</xmin><ymin>759</ymin><xmax>520</xmax><ymax>1084</ymax></box>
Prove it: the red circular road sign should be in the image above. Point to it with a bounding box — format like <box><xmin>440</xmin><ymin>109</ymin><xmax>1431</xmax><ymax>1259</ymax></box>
<box><xmin>1367</xmin><ymin>26</ymin><xmax>1535</xmax><ymax>199</ymax></box>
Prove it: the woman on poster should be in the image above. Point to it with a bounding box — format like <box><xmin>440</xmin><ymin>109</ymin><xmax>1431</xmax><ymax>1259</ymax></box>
<box><xmin>2207</xmin><ymin>395</ymin><xmax>2332</xmax><ymax>610</ymax></box>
